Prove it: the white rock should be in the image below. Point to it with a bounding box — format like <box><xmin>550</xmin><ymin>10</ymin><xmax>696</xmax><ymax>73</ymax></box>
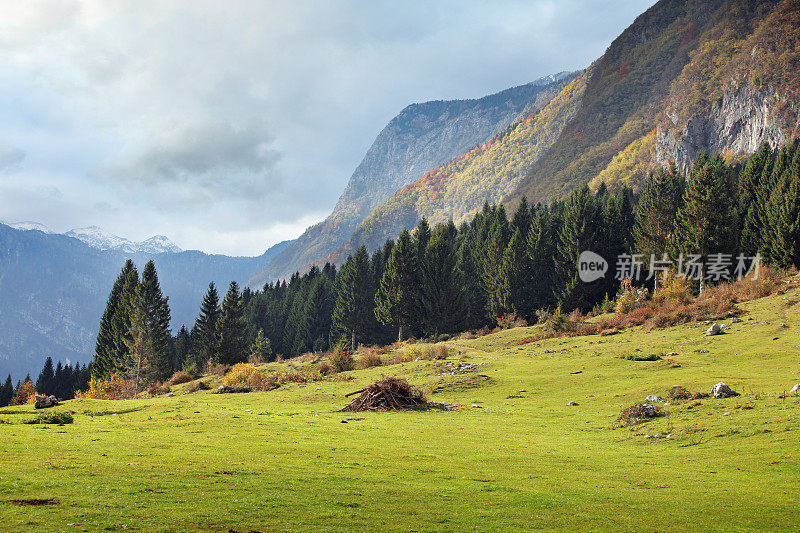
<box><xmin>645</xmin><ymin>395</ymin><xmax>663</xmax><ymax>403</ymax></box>
<box><xmin>712</xmin><ymin>382</ymin><xmax>739</xmax><ymax>398</ymax></box>
<box><xmin>790</xmin><ymin>383</ymin><xmax>800</xmax><ymax>394</ymax></box>
<box><xmin>566</xmin><ymin>401</ymin><xmax>578</xmax><ymax>406</ymax></box>
<box><xmin>706</xmin><ymin>323</ymin><xmax>721</xmax><ymax>336</ymax></box>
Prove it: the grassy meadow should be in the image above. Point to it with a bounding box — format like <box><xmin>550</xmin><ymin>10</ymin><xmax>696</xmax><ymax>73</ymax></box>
<box><xmin>2</xmin><ymin>287</ymin><xmax>800</xmax><ymax>531</ymax></box>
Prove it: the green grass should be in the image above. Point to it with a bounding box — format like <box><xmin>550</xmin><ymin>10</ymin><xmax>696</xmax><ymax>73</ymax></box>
<box><xmin>2</xmin><ymin>289</ymin><xmax>800</xmax><ymax>531</ymax></box>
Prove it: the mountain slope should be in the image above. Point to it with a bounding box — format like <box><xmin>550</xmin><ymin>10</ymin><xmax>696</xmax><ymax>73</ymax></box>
<box><xmin>510</xmin><ymin>0</ymin><xmax>800</xmax><ymax>201</ymax></box>
<box><xmin>0</xmin><ymin>223</ymin><xmax>289</xmax><ymax>379</ymax></box>
<box><xmin>249</xmin><ymin>73</ymin><xmax>572</xmax><ymax>285</ymax></box>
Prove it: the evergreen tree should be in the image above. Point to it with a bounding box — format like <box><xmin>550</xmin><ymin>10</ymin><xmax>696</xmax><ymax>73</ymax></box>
<box><xmin>526</xmin><ymin>206</ymin><xmax>557</xmax><ymax>313</ymax></box>
<box><xmin>93</xmin><ymin>268</ymin><xmax>125</xmax><ymax>379</ymax></box>
<box><xmin>250</xmin><ymin>329</ymin><xmax>273</xmax><ymax>363</ymax></box>
<box><xmin>0</xmin><ymin>375</ymin><xmax>13</xmax><ymax>407</ymax></box>
<box><xmin>218</xmin><ymin>281</ymin><xmax>248</xmax><ymax>365</ymax></box>
<box><xmin>634</xmin><ymin>165</ymin><xmax>684</xmax><ymax>289</ymax></box>
<box><xmin>482</xmin><ymin>212</ymin><xmax>510</xmax><ymax>322</ymax></box>
<box><xmin>510</xmin><ymin>196</ymin><xmax>532</xmax><ymax>240</ymax></box>
<box><xmin>298</xmin><ymin>274</ymin><xmax>335</xmax><ymax>353</ymax></box>
<box><xmin>190</xmin><ymin>282</ymin><xmax>221</xmax><ymax>370</ymax></box>
<box><xmin>375</xmin><ymin>229</ymin><xmax>420</xmax><ymax>341</ymax></box>
<box><xmin>139</xmin><ymin>260</ymin><xmax>172</xmax><ymax>382</ymax></box>
<box><xmin>499</xmin><ymin>227</ymin><xmax>532</xmax><ymax>319</ymax></box>
<box><xmin>556</xmin><ymin>185</ymin><xmax>601</xmax><ymax>311</ymax></box>
<box><xmin>771</xmin><ymin>148</ymin><xmax>800</xmax><ymax>267</ymax></box>
<box><xmin>456</xmin><ymin>231</ymin><xmax>486</xmax><ymax>330</ymax></box>
<box><xmin>673</xmin><ymin>154</ymin><xmax>738</xmax><ymax>293</ymax></box>
<box><xmin>124</xmin><ymin>283</ymin><xmax>152</xmax><ymax>392</ymax></box>
<box><xmin>420</xmin><ymin>223</ymin><xmax>464</xmax><ymax>337</ymax></box>
<box><xmin>36</xmin><ymin>357</ymin><xmax>55</xmax><ymax>396</ymax></box>
<box><xmin>413</xmin><ymin>217</ymin><xmax>431</xmax><ymax>265</ymax></box>
<box><xmin>172</xmin><ymin>326</ymin><xmax>191</xmax><ymax>372</ymax></box>
<box><xmin>331</xmin><ymin>246</ymin><xmax>372</xmax><ymax>350</ymax></box>
<box><xmin>112</xmin><ymin>260</ymin><xmax>140</xmax><ymax>374</ymax></box>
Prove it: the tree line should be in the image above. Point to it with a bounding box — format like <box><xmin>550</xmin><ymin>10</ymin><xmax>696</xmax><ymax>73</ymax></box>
<box><xmin>8</xmin><ymin>139</ymin><xmax>795</xmax><ymax>395</ymax></box>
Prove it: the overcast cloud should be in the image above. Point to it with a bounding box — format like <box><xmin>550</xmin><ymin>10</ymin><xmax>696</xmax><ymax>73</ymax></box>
<box><xmin>0</xmin><ymin>0</ymin><xmax>655</xmax><ymax>255</ymax></box>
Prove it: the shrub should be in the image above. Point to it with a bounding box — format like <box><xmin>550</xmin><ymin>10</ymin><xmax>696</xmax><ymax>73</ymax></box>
<box><xmin>75</xmin><ymin>373</ymin><xmax>133</xmax><ymax>400</ymax></box>
<box><xmin>221</xmin><ymin>363</ymin><xmax>272</xmax><ymax>391</ymax></box>
<box><xmin>358</xmin><ymin>351</ymin><xmax>384</xmax><ymax>369</ymax></box>
<box><xmin>328</xmin><ymin>342</ymin><xmax>355</xmax><ymax>373</ymax></box>
<box><xmin>497</xmin><ymin>313</ymin><xmax>527</xmax><ymax>329</ymax></box>
<box><xmin>26</xmin><ymin>412</ymin><xmax>73</xmax><ymax>425</ymax></box>
<box><xmin>10</xmin><ymin>379</ymin><xmax>37</xmax><ymax>406</ymax></box>
<box><xmin>317</xmin><ymin>361</ymin><xmax>334</xmax><ymax>376</ymax></box>
<box><xmin>617</xmin><ymin>403</ymin><xmax>661</xmax><ymax>426</ymax></box>
<box><xmin>167</xmin><ymin>371</ymin><xmax>193</xmax><ymax>386</ymax></box>
<box><xmin>146</xmin><ymin>382</ymin><xmax>171</xmax><ymax>396</ymax></box>
<box><xmin>615</xmin><ymin>279</ymin><xmax>648</xmax><ymax>314</ymax></box>
<box><xmin>546</xmin><ymin>308</ymin><xmax>576</xmax><ymax>332</ymax></box>
<box><xmin>621</xmin><ymin>353</ymin><xmax>661</xmax><ymax>361</ymax></box>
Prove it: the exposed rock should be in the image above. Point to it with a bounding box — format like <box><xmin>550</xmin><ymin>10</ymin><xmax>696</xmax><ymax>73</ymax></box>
<box><xmin>665</xmin><ymin>352</ymin><xmax>678</xmax><ymax>357</ymax></box>
<box><xmin>33</xmin><ymin>394</ymin><xmax>58</xmax><ymax>409</ymax></box>
<box><xmin>731</xmin><ymin>317</ymin><xmax>742</xmax><ymax>323</ymax></box>
<box><xmin>790</xmin><ymin>383</ymin><xmax>800</xmax><ymax>395</ymax></box>
<box><xmin>641</xmin><ymin>403</ymin><xmax>657</xmax><ymax>417</ymax></box>
<box><xmin>712</xmin><ymin>382</ymin><xmax>739</xmax><ymax>398</ymax></box>
<box><xmin>645</xmin><ymin>395</ymin><xmax>663</xmax><ymax>403</ymax></box>
<box><xmin>706</xmin><ymin>323</ymin><xmax>721</xmax><ymax>336</ymax></box>
<box><xmin>567</xmin><ymin>401</ymin><xmax>578</xmax><ymax>406</ymax></box>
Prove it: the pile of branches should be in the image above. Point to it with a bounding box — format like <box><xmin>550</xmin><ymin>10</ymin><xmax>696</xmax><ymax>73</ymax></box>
<box><xmin>340</xmin><ymin>377</ymin><xmax>428</xmax><ymax>412</ymax></box>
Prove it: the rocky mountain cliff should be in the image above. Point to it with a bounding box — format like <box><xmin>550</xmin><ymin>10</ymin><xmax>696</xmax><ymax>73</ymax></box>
<box><xmin>248</xmin><ymin>72</ymin><xmax>572</xmax><ymax>286</ymax></box>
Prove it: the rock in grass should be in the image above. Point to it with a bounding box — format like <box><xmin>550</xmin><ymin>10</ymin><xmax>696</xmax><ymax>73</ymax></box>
<box><xmin>706</xmin><ymin>323</ymin><xmax>721</xmax><ymax>336</ymax></box>
<box><xmin>790</xmin><ymin>383</ymin><xmax>800</xmax><ymax>395</ymax></box>
<box><xmin>712</xmin><ymin>382</ymin><xmax>739</xmax><ymax>398</ymax></box>
<box><xmin>665</xmin><ymin>352</ymin><xmax>678</xmax><ymax>357</ymax></box>
<box><xmin>645</xmin><ymin>395</ymin><xmax>663</xmax><ymax>403</ymax></box>
<box><xmin>34</xmin><ymin>394</ymin><xmax>58</xmax><ymax>409</ymax></box>
<box><xmin>731</xmin><ymin>317</ymin><xmax>742</xmax><ymax>323</ymax></box>
<box><xmin>566</xmin><ymin>401</ymin><xmax>578</xmax><ymax>406</ymax></box>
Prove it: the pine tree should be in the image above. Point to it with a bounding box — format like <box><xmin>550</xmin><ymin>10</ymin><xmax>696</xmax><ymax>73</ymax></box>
<box><xmin>331</xmin><ymin>246</ymin><xmax>372</xmax><ymax>350</ymax></box>
<box><xmin>499</xmin><ymin>227</ymin><xmax>531</xmax><ymax>319</ymax></box>
<box><xmin>771</xmin><ymin>148</ymin><xmax>800</xmax><ymax>267</ymax></box>
<box><xmin>172</xmin><ymin>326</ymin><xmax>191</xmax><ymax>372</ymax></box>
<box><xmin>510</xmin><ymin>196</ymin><xmax>532</xmax><ymax>240</ymax></box>
<box><xmin>482</xmin><ymin>213</ymin><xmax>510</xmax><ymax>322</ymax></box>
<box><xmin>420</xmin><ymin>223</ymin><xmax>464</xmax><ymax>337</ymax></box>
<box><xmin>375</xmin><ymin>229</ymin><xmax>420</xmax><ymax>341</ymax></box>
<box><xmin>526</xmin><ymin>206</ymin><xmax>557</xmax><ymax>312</ymax></box>
<box><xmin>556</xmin><ymin>185</ymin><xmax>601</xmax><ymax>311</ymax></box>
<box><xmin>124</xmin><ymin>283</ymin><xmax>152</xmax><ymax>393</ymax></box>
<box><xmin>190</xmin><ymin>282</ymin><xmax>221</xmax><ymax>370</ymax></box>
<box><xmin>36</xmin><ymin>357</ymin><xmax>56</xmax><ymax>396</ymax></box>
<box><xmin>456</xmin><ymin>231</ymin><xmax>486</xmax><ymax>330</ymax></box>
<box><xmin>112</xmin><ymin>260</ymin><xmax>140</xmax><ymax>374</ymax></box>
<box><xmin>299</xmin><ymin>274</ymin><xmax>334</xmax><ymax>353</ymax></box>
<box><xmin>413</xmin><ymin>217</ymin><xmax>431</xmax><ymax>265</ymax></box>
<box><xmin>0</xmin><ymin>375</ymin><xmax>14</xmax><ymax>407</ymax></box>
<box><xmin>93</xmin><ymin>269</ymin><xmax>125</xmax><ymax>379</ymax></box>
<box><xmin>249</xmin><ymin>329</ymin><xmax>273</xmax><ymax>363</ymax></box>
<box><xmin>673</xmin><ymin>154</ymin><xmax>738</xmax><ymax>293</ymax></box>
<box><xmin>218</xmin><ymin>281</ymin><xmax>247</xmax><ymax>365</ymax></box>
<box><xmin>139</xmin><ymin>260</ymin><xmax>172</xmax><ymax>382</ymax></box>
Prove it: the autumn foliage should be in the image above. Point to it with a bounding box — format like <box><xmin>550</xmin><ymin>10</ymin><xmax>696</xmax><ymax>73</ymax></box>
<box><xmin>75</xmin><ymin>373</ymin><xmax>133</xmax><ymax>400</ymax></box>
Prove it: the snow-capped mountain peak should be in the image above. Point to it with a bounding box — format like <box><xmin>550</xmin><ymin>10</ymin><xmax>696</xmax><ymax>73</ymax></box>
<box><xmin>64</xmin><ymin>226</ymin><xmax>181</xmax><ymax>254</ymax></box>
<box><xmin>2</xmin><ymin>220</ymin><xmax>55</xmax><ymax>233</ymax></box>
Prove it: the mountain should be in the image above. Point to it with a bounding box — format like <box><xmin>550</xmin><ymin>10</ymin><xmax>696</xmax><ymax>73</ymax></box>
<box><xmin>0</xmin><ymin>222</ymin><xmax>289</xmax><ymax>379</ymax></box>
<box><xmin>248</xmin><ymin>72</ymin><xmax>573</xmax><ymax>285</ymax></box>
<box><xmin>2</xmin><ymin>221</ymin><xmax>55</xmax><ymax>233</ymax></box>
<box><xmin>65</xmin><ymin>226</ymin><xmax>181</xmax><ymax>254</ymax></box>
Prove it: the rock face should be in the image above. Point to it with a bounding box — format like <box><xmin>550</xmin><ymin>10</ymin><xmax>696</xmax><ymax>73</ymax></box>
<box><xmin>712</xmin><ymin>382</ymin><xmax>739</xmax><ymax>399</ymax></box>
<box><xmin>34</xmin><ymin>394</ymin><xmax>59</xmax><ymax>409</ymax></box>
<box><xmin>656</xmin><ymin>84</ymin><xmax>792</xmax><ymax>175</ymax></box>
<box><xmin>248</xmin><ymin>73</ymin><xmax>574</xmax><ymax>285</ymax></box>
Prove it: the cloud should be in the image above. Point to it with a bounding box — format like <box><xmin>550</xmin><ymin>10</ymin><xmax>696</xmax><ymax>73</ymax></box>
<box><xmin>0</xmin><ymin>0</ymin><xmax>657</xmax><ymax>255</ymax></box>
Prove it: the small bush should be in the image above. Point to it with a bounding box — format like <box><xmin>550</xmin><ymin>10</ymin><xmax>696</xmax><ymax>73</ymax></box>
<box><xmin>146</xmin><ymin>382</ymin><xmax>171</xmax><ymax>396</ymax></box>
<box><xmin>358</xmin><ymin>351</ymin><xmax>383</xmax><ymax>369</ymax></box>
<box><xmin>622</xmin><ymin>353</ymin><xmax>661</xmax><ymax>361</ymax></box>
<box><xmin>75</xmin><ymin>373</ymin><xmax>133</xmax><ymax>400</ymax></box>
<box><xmin>317</xmin><ymin>360</ymin><xmax>334</xmax><ymax>375</ymax></box>
<box><xmin>328</xmin><ymin>342</ymin><xmax>355</xmax><ymax>373</ymax></box>
<box><xmin>207</xmin><ymin>363</ymin><xmax>228</xmax><ymax>377</ymax></box>
<box><xmin>497</xmin><ymin>313</ymin><xmax>527</xmax><ymax>329</ymax></box>
<box><xmin>167</xmin><ymin>371</ymin><xmax>193</xmax><ymax>386</ymax></box>
<box><xmin>27</xmin><ymin>412</ymin><xmax>73</xmax><ymax>425</ymax></box>
<box><xmin>221</xmin><ymin>363</ymin><xmax>273</xmax><ymax>391</ymax></box>
<box><xmin>617</xmin><ymin>403</ymin><xmax>661</xmax><ymax>426</ymax></box>
<box><xmin>667</xmin><ymin>385</ymin><xmax>708</xmax><ymax>401</ymax></box>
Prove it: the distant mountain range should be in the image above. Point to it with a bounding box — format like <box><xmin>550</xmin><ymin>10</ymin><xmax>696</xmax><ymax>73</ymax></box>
<box><xmin>3</xmin><ymin>0</ymin><xmax>800</xmax><ymax>379</ymax></box>
<box><xmin>2</xmin><ymin>221</ymin><xmax>181</xmax><ymax>254</ymax></box>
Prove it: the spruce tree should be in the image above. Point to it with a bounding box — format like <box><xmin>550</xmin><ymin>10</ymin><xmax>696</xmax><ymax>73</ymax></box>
<box><xmin>510</xmin><ymin>196</ymin><xmax>531</xmax><ymax>240</ymax></box>
<box><xmin>172</xmin><ymin>326</ymin><xmax>191</xmax><ymax>372</ymax></box>
<box><xmin>634</xmin><ymin>165</ymin><xmax>683</xmax><ymax>290</ymax></box>
<box><xmin>374</xmin><ymin>229</ymin><xmax>420</xmax><ymax>341</ymax></box>
<box><xmin>250</xmin><ymin>329</ymin><xmax>273</xmax><ymax>363</ymax></box>
<box><xmin>556</xmin><ymin>185</ymin><xmax>601</xmax><ymax>311</ymax></box>
<box><xmin>139</xmin><ymin>260</ymin><xmax>172</xmax><ymax>382</ymax></box>
<box><xmin>190</xmin><ymin>282</ymin><xmax>221</xmax><ymax>370</ymax></box>
<box><xmin>413</xmin><ymin>217</ymin><xmax>431</xmax><ymax>265</ymax></box>
<box><xmin>0</xmin><ymin>375</ymin><xmax>12</xmax><ymax>407</ymax></box>
<box><xmin>112</xmin><ymin>260</ymin><xmax>140</xmax><ymax>375</ymax></box>
<box><xmin>456</xmin><ymin>231</ymin><xmax>485</xmax><ymax>330</ymax></box>
<box><xmin>218</xmin><ymin>281</ymin><xmax>247</xmax><ymax>365</ymax></box>
<box><xmin>298</xmin><ymin>274</ymin><xmax>334</xmax><ymax>353</ymax></box>
<box><xmin>673</xmin><ymin>154</ymin><xmax>738</xmax><ymax>293</ymax></box>
<box><xmin>331</xmin><ymin>246</ymin><xmax>372</xmax><ymax>349</ymax></box>
<box><xmin>771</xmin><ymin>148</ymin><xmax>800</xmax><ymax>267</ymax></box>
<box><xmin>482</xmin><ymin>213</ymin><xmax>510</xmax><ymax>322</ymax></box>
<box><xmin>526</xmin><ymin>206</ymin><xmax>557</xmax><ymax>313</ymax></box>
<box><xmin>420</xmin><ymin>223</ymin><xmax>464</xmax><ymax>337</ymax></box>
<box><xmin>93</xmin><ymin>269</ymin><xmax>125</xmax><ymax>379</ymax></box>
<box><xmin>36</xmin><ymin>357</ymin><xmax>55</xmax><ymax>396</ymax></box>
<box><xmin>124</xmin><ymin>283</ymin><xmax>152</xmax><ymax>392</ymax></box>
<box><xmin>499</xmin><ymin>227</ymin><xmax>532</xmax><ymax>319</ymax></box>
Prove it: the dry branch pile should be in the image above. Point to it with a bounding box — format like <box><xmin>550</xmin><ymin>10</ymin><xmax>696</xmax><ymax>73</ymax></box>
<box><xmin>340</xmin><ymin>377</ymin><xmax>428</xmax><ymax>412</ymax></box>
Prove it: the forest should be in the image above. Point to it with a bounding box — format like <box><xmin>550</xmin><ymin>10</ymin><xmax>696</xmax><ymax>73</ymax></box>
<box><xmin>3</xmin><ymin>138</ymin><xmax>799</xmax><ymax>402</ymax></box>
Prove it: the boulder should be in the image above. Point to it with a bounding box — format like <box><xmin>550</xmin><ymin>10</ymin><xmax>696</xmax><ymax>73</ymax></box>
<box><xmin>33</xmin><ymin>394</ymin><xmax>59</xmax><ymax>409</ymax></box>
<box><xmin>645</xmin><ymin>395</ymin><xmax>663</xmax><ymax>403</ymax></box>
<box><xmin>641</xmin><ymin>403</ymin><xmax>657</xmax><ymax>417</ymax></box>
<box><xmin>731</xmin><ymin>317</ymin><xmax>742</xmax><ymax>323</ymax></box>
<box><xmin>665</xmin><ymin>352</ymin><xmax>678</xmax><ymax>357</ymax></box>
<box><xmin>790</xmin><ymin>383</ymin><xmax>800</xmax><ymax>395</ymax></box>
<box><xmin>706</xmin><ymin>323</ymin><xmax>721</xmax><ymax>336</ymax></box>
<box><xmin>566</xmin><ymin>401</ymin><xmax>578</xmax><ymax>406</ymax></box>
<box><xmin>712</xmin><ymin>382</ymin><xmax>739</xmax><ymax>398</ymax></box>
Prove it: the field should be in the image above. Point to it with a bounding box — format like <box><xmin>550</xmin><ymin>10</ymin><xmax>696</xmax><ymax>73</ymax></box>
<box><xmin>2</xmin><ymin>288</ymin><xmax>800</xmax><ymax>531</ymax></box>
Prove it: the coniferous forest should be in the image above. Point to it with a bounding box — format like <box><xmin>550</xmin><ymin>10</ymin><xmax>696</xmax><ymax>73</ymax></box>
<box><xmin>4</xmin><ymin>139</ymin><xmax>799</xmax><ymax>402</ymax></box>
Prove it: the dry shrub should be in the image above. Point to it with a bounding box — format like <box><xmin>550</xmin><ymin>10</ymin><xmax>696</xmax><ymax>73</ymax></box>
<box><xmin>667</xmin><ymin>385</ymin><xmax>708</xmax><ymax>401</ymax></box>
<box><xmin>317</xmin><ymin>360</ymin><xmax>334</xmax><ymax>376</ymax></box>
<box><xmin>617</xmin><ymin>403</ymin><xmax>662</xmax><ymax>426</ymax></box>
<box><xmin>389</xmin><ymin>351</ymin><xmax>415</xmax><ymax>365</ymax></box>
<box><xmin>328</xmin><ymin>343</ymin><xmax>355</xmax><ymax>373</ymax></box>
<box><xmin>270</xmin><ymin>368</ymin><xmax>309</xmax><ymax>385</ymax></box>
<box><xmin>184</xmin><ymin>381</ymin><xmax>201</xmax><ymax>393</ymax></box>
<box><xmin>221</xmin><ymin>363</ymin><xmax>273</xmax><ymax>391</ymax></box>
<box><xmin>497</xmin><ymin>313</ymin><xmax>527</xmax><ymax>329</ymax></box>
<box><xmin>167</xmin><ymin>371</ymin><xmax>193</xmax><ymax>386</ymax></box>
<box><xmin>147</xmin><ymin>382</ymin><xmax>171</xmax><ymax>396</ymax></box>
<box><xmin>339</xmin><ymin>377</ymin><xmax>427</xmax><ymax>412</ymax></box>
<box><xmin>651</xmin><ymin>272</ymin><xmax>692</xmax><ymax>305</ymax></box>
<box><xmin>358</xmin><ymin>351</ymin><xmax>384</xmax><ymax>369</ymax></box>
<box><xmin>75</xmin><ymin>373</ymin><xmax>133</xmax><ymax>400</ymax></box>
<box><xmin>11</xmin><ymin>379</ymin><xmax>37</xmax><ymax>405</ymax></box>
<box><xmin>207</xmin><ymin>363</ymin><xmax>228</xmax><ymax>377</ymax></box>
<box><xmin>615</xmin><ymin>278</ymin><xmax>648</xmax><ymax>313</ymax></box>
<box><xmin>600</xmin><ymin>327</ymin><xmax>620</xmax><ymax>336</ymax></box>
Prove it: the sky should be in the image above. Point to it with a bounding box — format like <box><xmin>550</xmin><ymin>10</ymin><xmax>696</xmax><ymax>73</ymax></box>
<box><xmin>0</xmin><ymin>0</ymin><xmax>656</xmax><ymax>256</ymax></box>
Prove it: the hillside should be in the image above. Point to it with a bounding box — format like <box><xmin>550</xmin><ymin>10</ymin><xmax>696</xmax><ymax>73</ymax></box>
<box><xmin>2</xmin><ymin>281</ymin><xmax>799</xmax><ymax>530</ymax></box>
<box><xmin>510</xmin><ymin>0</ymin><xmax>800</xmax><ymax>201</ymax></box>
<box><xmin>0</xmin><ymin>223</ymin><xmax>289</xmax><ymax>379</ymax></box>
<box><xmin>248</xmin><ymin>73</ymin><xmax>573</xmax><ymax>286</ymax></box>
